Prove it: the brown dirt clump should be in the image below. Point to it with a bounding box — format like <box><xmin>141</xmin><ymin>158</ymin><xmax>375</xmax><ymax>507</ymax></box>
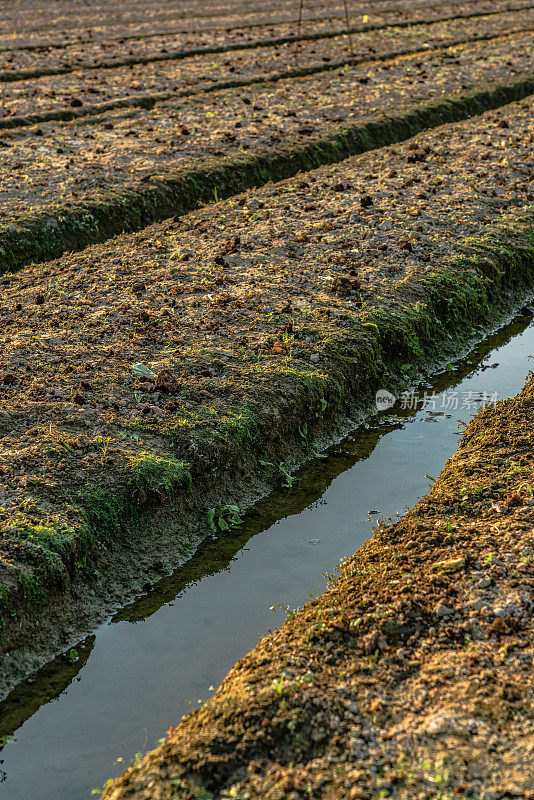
<box><xmin>102</xmin><ymin>354</ymin><xmax>534</xmax><ymax>800</ymax></box>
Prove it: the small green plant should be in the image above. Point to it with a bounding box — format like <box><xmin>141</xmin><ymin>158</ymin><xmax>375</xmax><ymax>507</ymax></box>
<box><xmin>278</xmin><ymin>463</ymin><xmax>297</xmax><ymax>489</ymax></box>
<box><xmin>271</xmin><ymin>601</ymin><xmax>301</xmax><ymax>621</ymax></box>
<box><xmin>90</xmin><ymin>779</ymin><xmax>114</xmax><ymax>796</ymax></box>
<box><xmin>286</xmin><ymin>710</ymin><xmax>301</xmax><ymax>740</ymax></box>
<box><xmin>131</xmin><ymin>362</ymin><xmax>156</xmax><ymax>378</ymax></box>
<box><xmin>231</xmin><ymin>401</ymin><xmax>260</xmax><ymax>445</ymax></box>
<box><xmin>20</xmin><ymin>495</ymin><xmax>40</xmax><ymax>512</ymax></box>
<box><xmin>207</xmin><ymin>503</ymin><xmax>242</xmax><ymax>533</ymax></box>
<box><xmin>420</xmin><ymin>759</ymin><xmax>453</xmax><ymax>799</ymax></box>
<box><xmin>220</xmin><ymin>788</ymin><xmax>243</xmax><ymax>799</ymax></box>
<box><xmin>20</xmin><ymin>572</ymin><xmax>47</xmax><ymax>610</ymax></box>
<box><xmin>129</xmin><ymin>452</ymin><xmax>192</xmax><ymax>498</ymax></box>
<box><xmin>94</xmin><ymin>436</ymin><xmax>113</xmax><ymax>460</ymax></box>
<box><xmin>47</xmin><ymin>276</ymin><xmax>66</xmax><ymax>298</ymax></box>
<box><xmin>259</xmin><ymin>460</ymin><xmax>297</xmax><ymax>489</ymax></box>
<box><xmin>68</xmin><ymin>648</ymin><xmax>79</xmax><ymax>663</ymax></box>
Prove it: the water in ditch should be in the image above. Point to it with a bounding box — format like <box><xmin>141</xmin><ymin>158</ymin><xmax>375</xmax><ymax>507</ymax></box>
<box><xmin>0</xmin><ymin>312</ymin><xmax>533</xmax><ymax>800</ymax></box>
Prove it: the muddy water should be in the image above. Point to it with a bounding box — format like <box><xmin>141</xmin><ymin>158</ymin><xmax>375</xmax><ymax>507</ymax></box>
<box><xmin>0</xmin><ymin>314</ymin><xmax>533</xmax><ymax>799</ymax></box>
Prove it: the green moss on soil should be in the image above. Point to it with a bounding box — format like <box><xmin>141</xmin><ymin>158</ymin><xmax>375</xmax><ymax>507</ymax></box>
<box><xmin>1</xmin><ymin>214</ymin><xmax>533</xmax><ymax>652</ymax></box>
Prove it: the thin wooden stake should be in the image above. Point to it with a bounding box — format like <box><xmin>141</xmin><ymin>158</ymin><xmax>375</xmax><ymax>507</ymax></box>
<box><xmin>342</xmin><ymin>0</ymin><xmax>355</xmax><ymax>64</ymax></box>
<box><xmin>294</xmin><ymin>0</ymin><xmax>305</xmax><ymax>64</ymax></box>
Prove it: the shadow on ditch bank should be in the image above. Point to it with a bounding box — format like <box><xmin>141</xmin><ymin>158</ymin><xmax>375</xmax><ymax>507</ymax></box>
<box><xmin>0</xmin><ymin>312</ymin><xmax>532</xmax><ymax>800</ymax></box>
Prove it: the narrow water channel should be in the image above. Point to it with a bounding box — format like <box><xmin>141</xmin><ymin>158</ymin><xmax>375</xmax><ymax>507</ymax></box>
<box><xmin>1</xmin><ymin>314</ymin><xmax>533</xmax><ymax>800</ymax></box>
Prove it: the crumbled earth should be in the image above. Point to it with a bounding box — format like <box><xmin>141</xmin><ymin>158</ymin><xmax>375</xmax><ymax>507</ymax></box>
<box><xmin>102</xmin><ymin>363</ymin><xmax>534</xmax><ymax>800</ymax></box>
<box><xmin>1</xmin><ymin>4</ymin><xmax>529</xmax><ymax>96</ymax></box>
<box><xmin>1</xmin><ymin>31</ymin><xmax>533</xmax><ymax>223</ymax></box>
<box><xmin>0</xmin><ymin>95</ymin><xmax>533</xmax><ymax>658</ymax></box>
<box><xmin>0</xmin><ymin>2</ymin><xmax>534</xmax><ymax>791</ymax></box>
<box><xmin>2</xmin><ymin>0</ymin><xmax>526</xmax><ymax>74</ymax></box>
<box><xmin>0</xmin><ymin>0</ymin><xmax>522</xmax><ymax>50</ymax></box>
<box><xmin>2</xmin><ymin>9</ymin><xmax>531</xmax><ymax>122</ymax></box>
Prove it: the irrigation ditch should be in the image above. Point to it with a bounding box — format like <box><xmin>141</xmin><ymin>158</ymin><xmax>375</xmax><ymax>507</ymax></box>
<box><xmin>1</xmin><ymin>286</ymin><xmax>533</xmax><ymax>800</ymax></box>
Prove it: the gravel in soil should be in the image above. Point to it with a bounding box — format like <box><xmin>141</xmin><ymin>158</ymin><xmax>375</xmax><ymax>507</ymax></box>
<box><xmin>1</xmin><ymin>31</ymin><xmax>532</xmax><ymax>225</ymax></box>
<box><xmin>0</xmin><ymin>0</ymin><xmax>527</xmax><ymax>75</ymax></box>
<box><xmin>0</xmin><ymin>0</ymin><xmax>521</xmax><ymax>50</ymax></box>
<box><xmin>101</xmin><ymin>359</ymin><xmax>534</xmax><ymax>800</ymax></box>
<box><xmin>0</xmin><ymin>95</ymin><xmax>533</xmax><ymax>657</ymax></box>
<box><xmin>1</xmin><ymin>10</ymin><xmax>531</xmax><ymax>120</ymax></box>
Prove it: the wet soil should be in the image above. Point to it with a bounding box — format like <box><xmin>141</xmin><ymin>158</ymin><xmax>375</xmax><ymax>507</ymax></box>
<box><xmin>102</xmin><ymin>346</ymin><xmax>534</xmax><ymax>800</ymax></box>
<box><xmin>0</xmin><ymin>95</ymin><xmax>533</xmax><ymax>673</ymax></box>
<box><xmin>1</xmin><ymin>298</ymin><xmax>532</xmax><ymax>800</ymax></box>
<box><xmin>0</xmin><ymin>4</ymin><xmax>533</xmax><ymax>796</ymax></box>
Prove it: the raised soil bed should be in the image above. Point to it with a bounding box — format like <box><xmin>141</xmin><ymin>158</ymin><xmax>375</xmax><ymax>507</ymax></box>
<box><xmin>1</xmin><ymin>34</ymin><xmax>533</xmax><ymax>273</ymax></box>
<box><xmin>0</xmin><ymin>95</ymin><xmax>533</xmax><ymax>692</ymax></box>
<box><xmin>2</xmin><ymin>9</ymin><xmax>531</xmax><ymax>122</ymax></box>
<box><xmin>0</xmin><ymin>1</ymin><xmax>529</xmax><ymax>80</ymax></box>
<box><xmin>0</xmin><ymin>0</ymin><xmax>523</xmax><ymax>50</ymax></box>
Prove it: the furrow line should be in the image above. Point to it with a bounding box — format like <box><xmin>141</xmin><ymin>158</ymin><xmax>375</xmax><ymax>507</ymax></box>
<box><xmin>2</xmin><ymin>26</ymin><xmax>532</xmax><ymax>133</ymax></box>
<box><xmin>1</xmin><ymin>71</ymin><xmax>533</xmax><ymax>275</ymax></box>
<box><xmin>1</xmin><ymin>4</ymin><xmax>532</xmax><ymax>84</ymax></box>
